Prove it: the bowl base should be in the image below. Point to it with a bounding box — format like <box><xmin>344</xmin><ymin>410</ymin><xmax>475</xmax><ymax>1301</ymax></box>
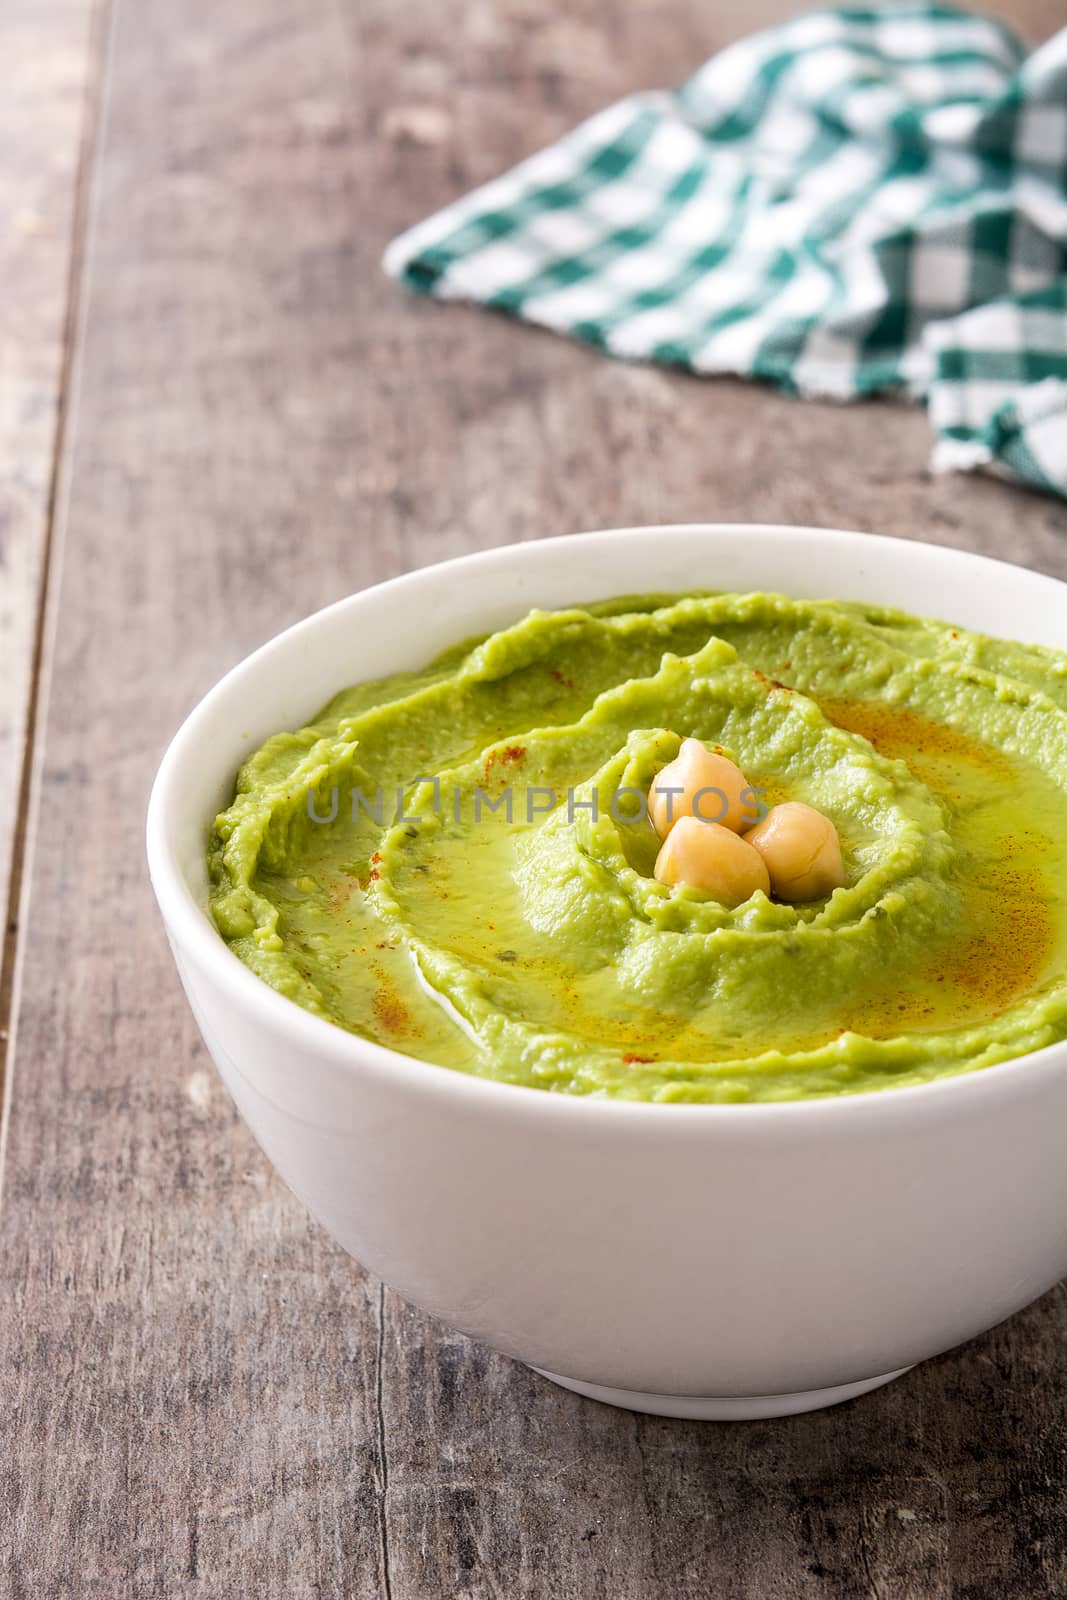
<box><xmin>531</xmin><ymin>1365</ymin><xmax>913</xmax><ymax>1420</ymax></box>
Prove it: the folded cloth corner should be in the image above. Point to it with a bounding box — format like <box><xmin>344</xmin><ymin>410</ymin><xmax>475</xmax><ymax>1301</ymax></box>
<box><xmin>925</xmin><ymin>283</ymin><xmax>1067</xmax><ymax>496</ymax></box>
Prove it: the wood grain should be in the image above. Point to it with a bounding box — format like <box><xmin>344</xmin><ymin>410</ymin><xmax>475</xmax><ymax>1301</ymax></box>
<box><xmin>1</xmin><ymin>1</ymin><xmax>1065</xmax><ymax>1596</ymax></box>
<box><xmin>0</xmin><ymin>0</ymin><xmax>100</xmax><ymax>1080</ymax></box>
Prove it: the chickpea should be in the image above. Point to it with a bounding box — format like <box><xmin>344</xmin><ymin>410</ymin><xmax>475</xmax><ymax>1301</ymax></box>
<box><xmin>744</xmin><ymin>802</ymin><xmax>845</xmax><ymax>903</ymax></box>
<box><xmin>654</xmin><ymin>815</ymin><xmax>770</xmax><ymax>907</ymax></box>
<box><xmin>648</xmin><ymin>738</ymin><xmax>760</xmax><ymax>838</ymax></box>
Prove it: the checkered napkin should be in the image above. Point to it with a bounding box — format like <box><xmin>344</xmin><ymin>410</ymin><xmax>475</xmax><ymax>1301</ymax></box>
<box><xmin>384</xmin><ymin>5</ymin><xmax>1067</xmax><ymax>499</ymax></box>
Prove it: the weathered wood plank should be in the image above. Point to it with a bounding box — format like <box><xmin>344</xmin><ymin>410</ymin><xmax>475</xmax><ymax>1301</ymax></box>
<box><xmin>1</xmin><ymin>0</ymin><xmax>1065</xmax><ymax>1596</ymax></box>
<box><xmin>0</xmin><ymin>0</ymin><xmax>100</xmax><ymax>1079</ymax></box>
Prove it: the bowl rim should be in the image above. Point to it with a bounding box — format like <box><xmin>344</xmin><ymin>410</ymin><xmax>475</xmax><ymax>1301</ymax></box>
<box><xmin>146</xmin><ymin>521</ymin><xmax>1067</xmax><ymax>1127</ymax></box>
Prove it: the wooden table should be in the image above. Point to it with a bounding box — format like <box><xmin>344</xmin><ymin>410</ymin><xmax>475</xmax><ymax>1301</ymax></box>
<box><xmin>3</xmin><ymin>2</ymin><xmax>1065</xmax><ymax>1594</ymax></box>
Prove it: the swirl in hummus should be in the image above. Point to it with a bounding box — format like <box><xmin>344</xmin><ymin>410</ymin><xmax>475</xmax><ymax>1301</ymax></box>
<box><xmin>208</xmin><ymin>593</ymin><xmax>1067</xmax><ymax>1103</ymax></box>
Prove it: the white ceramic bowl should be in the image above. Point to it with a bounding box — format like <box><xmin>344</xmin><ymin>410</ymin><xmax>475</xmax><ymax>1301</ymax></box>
<box><xmin>147</xmin><ymin>526</ymin><xmax>1067</xmax><ymax>1420</ymax></box>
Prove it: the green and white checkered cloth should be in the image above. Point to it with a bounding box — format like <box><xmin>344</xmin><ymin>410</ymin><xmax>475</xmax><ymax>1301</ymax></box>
<box><xmin>384</xmin><ymin>4</ymin><xmax>1067</xmax><ymax>499</ymax></box>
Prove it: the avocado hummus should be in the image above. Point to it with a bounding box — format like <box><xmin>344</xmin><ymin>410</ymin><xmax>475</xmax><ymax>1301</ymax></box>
<box><xmin>208</xmin><ymin>594</ymin><xmax>1067</xmax><ymax>1103</ymax></box>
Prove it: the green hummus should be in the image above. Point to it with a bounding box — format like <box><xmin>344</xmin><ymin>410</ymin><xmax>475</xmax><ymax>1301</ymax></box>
<box><xmin>208</xmin><ymin>594</ymin><xmax>1067</xmax><ymax>1103</ymax></box>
